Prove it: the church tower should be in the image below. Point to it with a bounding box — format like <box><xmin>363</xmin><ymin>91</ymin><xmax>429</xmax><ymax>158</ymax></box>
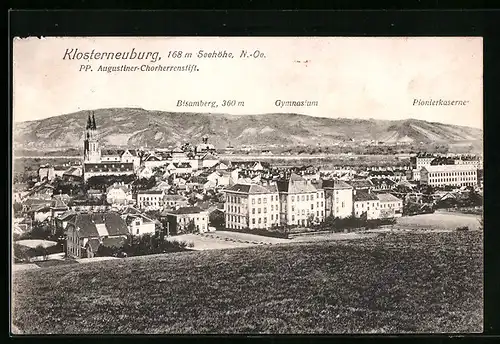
<box><xmin>83</xmin><ymin>112</ymin><xmax>101</xmax><ymax>163</ymax></box>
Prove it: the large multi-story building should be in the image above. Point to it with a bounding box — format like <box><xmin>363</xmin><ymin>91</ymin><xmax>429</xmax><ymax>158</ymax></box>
<box><xmin>323</xmin><ymin>179</ymin><xmax>353</xmax><ymax>219</ymax></box>
<box><xmin>420</xmin><ymin>164</ymin><xmax>478</xmax><ymax>188</ymax></box>
<box><xmin>224</xmin><ymin>183</ymin><xmax>280</xmax><ymax>230</ymax></box>
<box><xmin>277</xmin><ymin>173</ymin><xmax>325</xmax><ymax>226</ymax></box>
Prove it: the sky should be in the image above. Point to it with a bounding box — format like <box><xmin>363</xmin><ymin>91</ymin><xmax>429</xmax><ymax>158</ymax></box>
<box><xmin>13</xmin><ymin>37</ymin><xmax>483</xmax><ymax>129</ymax></box>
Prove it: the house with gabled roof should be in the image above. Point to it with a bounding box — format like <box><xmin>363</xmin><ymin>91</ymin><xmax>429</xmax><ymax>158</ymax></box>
<box><xmin>106</xmin><ymin>183</ymin><xmax>134</xmax><ymax>206</ymax></box>
<box><xmin>377</xmin><ymin>193</ymin><xmax>403</xmax><ymax>218</ymax></box>
<box><xmin>120</xmin><ymin>206</ymin><xmax>158</xmax><ymax>236</ymax></box>
<box><xmin>66</xmin><ymin>212</ymin><xmax>130</xmax><ymax>258</ymax></box>
<box><xmin>353</xmin><ymin>190</ymin><xmax>380</xmax><ymax>220</ymax></box>
<box><xmin>162</xmin><ymin>206</ymin><xmax>209</xmax><ymax>235</ymax></box>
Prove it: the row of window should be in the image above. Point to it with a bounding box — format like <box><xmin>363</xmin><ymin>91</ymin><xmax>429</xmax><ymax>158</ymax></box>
<box><xmin>227</xmin><ymin>214</ymin><xmax>281</xmax><ymax>224</ymax></box>
<box><xmin>429</xmin><ymin>177</ymin><xmax>476</xmax><ymax>183</ymax></box>
<box><xmin>428</xmin><ymin>171</ymin><xmax>475</xmax><ymax>177</ymax></box>
<box><xmin>289</xmin><ymin>193</ymin><xmax>323</xmax><ymax>202</ymax></box>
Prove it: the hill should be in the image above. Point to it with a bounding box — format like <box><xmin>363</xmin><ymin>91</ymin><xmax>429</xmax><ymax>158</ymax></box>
<box><xmin>13</xmin><ymin>108</ymin><xmax>483</xmax><ymax>150</ymax></box>
<box><xmin>12</xmin><ymin>231</ymin><xmax>482</xmax><ymax>334</ymax></box>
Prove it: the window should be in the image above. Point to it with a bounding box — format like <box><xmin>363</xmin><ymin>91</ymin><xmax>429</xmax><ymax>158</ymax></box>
<box><xmin>258</xmin><ymin>218</ymin><xmax>262</xmax><ymax>224</ymax></box>
<box><xmin>291</xmin><ymin>206</ymin><xmax>295</xmax><ymax>212</ymax></box>
<box><xmin>342</xmin><ymin>201</ymin><xmax>345</xmax><ymax>208</ymax></box>
<box><xmin>252</xmin><ymin>218</ymin><xmax>255</xmax><ymax>224</ymax></box>
<box><xmin>271</xmin><ymin>214</ymin><xmax>273</xmax><ymax>220</ymax></box>
<box><xmin>271</xmin><ymin>205</ymin><xmax>274</xmax><ymax>211</ymax></box>
<box><xmin>301</xmin><ymin>195</ymin><xmax>305</xmax><ymax>201</ymax></box>
<box><xmin>264</xmin><ymin>208</ymin><xmax>267</xmax><ymax>213</ymax></box>
<box><xmin>263</xmin><ymin>198</ymin><xmax>267</xmax><ymax>204</ymax></box>
<box><xmin>252</xmin><ymin>208</ymin><xmax>255</xmax><ymax>214</ymax></box>
<box><xmin>252</xmin><ymin>199</ymin><xmax>255</xmax><ymax>205</ymax></box>
<box><xmin>311</xmin><ymin>204</ymin><xmax>314</xmax><ymax>210</ymax></box>
<box><xmin>306</xmin><ymin>195</ymin><xmax>309</xmax><ymax>201</ymax></box>
<box><xmin>258</xmin><ymin>208</ymin><xmax>261</xmax><ymax>214</ymax></box>
<box><xmin>291</xmin><ymin>196</ymin><xmax>295</xmax><ymax>202</ymax></box>
<box><xmin>258</xmin><ymin>198</ymin><xmax>261</xmax><ymax>204</ymax></box>
<box><xmin>292</xmin><ymin>215</ymin><xmax>295</xmax><ymax>221</ymax></box>
<box><xmin>270</xmin><ymin>195</ymin><xmax>273</xmax><ymax>201</ymax></box>
<box><xmin>264</xmin><ymin>218</ymin><xmax>267</xmax><ymax>223</ymax></box>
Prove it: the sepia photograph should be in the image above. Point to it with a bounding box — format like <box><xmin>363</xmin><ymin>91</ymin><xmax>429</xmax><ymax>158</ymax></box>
<box><xmin>11</xmin><ymin>36</ymin><xmax>483</xmax><ymax>334</ymax></box>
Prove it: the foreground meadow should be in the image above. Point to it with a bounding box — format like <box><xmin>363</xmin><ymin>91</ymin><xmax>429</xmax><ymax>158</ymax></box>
<box><xmin>12</xmin><ymin>231</ymin><xmax>483</xmax><ymax>334</ymax></box>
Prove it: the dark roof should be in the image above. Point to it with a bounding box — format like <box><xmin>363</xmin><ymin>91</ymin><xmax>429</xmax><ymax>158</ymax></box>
<box><xmin>173</xmin><ymin>162</ymin><xmax>192</xmax><ymax>168</ymax></box>
<box><xmin>348</xmin><ymin>179</ymin><xmax>374</xmax><ymax>189</ymax></box>
<box><xmin>69</xmin><ymin>212</ymin><xmax>130</xmax><ymax>238</ymax></box>
<box><xmin>63</xmin><ymin>167</ymin><xmax>82</xmax><ymax>177</ymax></box>
<box><xmin>322</xmin><ymin>179</ymin><xmax>353</xmax><ymax>190</ymax></box>
<box><xmin>276</xmin><ymin>173</ymin><xmax>317</xmax><ymax>193</ymax></box>
<box><xmin>166</xmin><ymin>206</ymin><xmax>205</xmax><ymax>215</ymax></box>
<box><xmin>57</xmin><ymin>210</ymin><xmax>77</xmax><ymax>221</ymax></box>
<box><xmin>368</xmin><ymin>170</ymin><xmax>395</xmax><ymax>176</ymax></box>
<box><xmin>353</xmin><ymin>190</ymin><xmax>379</xmax><ymax>202</ymax></box>
<box><xmin>84</xmin><ymin>162</ymin><xmax>134</xmax><ymax>173</ymax></box>
<box><xmin>101</xmin><ymin>149</ymin><xmax>124</xmax><ymax>156</ymax></box>
<box><xmin>137</xmin><ymin>189</ymin><xmax>163</xmax><ymax>195</ymax></box>
<box><xmin>101</xmin><ymin>236</ymin><xmax>128</xmax><ymax>248</ymax></box>
<box><xmin>225</xmin><ymin>183</ymin><xmax>276</xmax><ymax>194</ymax></box>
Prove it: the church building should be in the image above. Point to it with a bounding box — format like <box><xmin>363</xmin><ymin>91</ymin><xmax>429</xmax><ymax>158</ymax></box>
<box><xmin>82</xmin><ymin>113</ymin><xmax>136</xmax><ymax>182</ymax></box>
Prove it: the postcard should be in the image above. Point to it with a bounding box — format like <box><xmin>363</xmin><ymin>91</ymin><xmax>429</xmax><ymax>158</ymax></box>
<box><xmin>11</xmin><ymin>36</ymin><xmax>483</xmax><ymax>334</ymax></box>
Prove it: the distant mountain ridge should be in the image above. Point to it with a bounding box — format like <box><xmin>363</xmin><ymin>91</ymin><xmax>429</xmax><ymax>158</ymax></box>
<box><xmin>13</xmin><ymin>108</ymin><xmax>483</xmax><ymax>150</ymax></box>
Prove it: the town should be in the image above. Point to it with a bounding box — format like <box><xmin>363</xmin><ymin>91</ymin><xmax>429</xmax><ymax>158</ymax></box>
<box><xmin>12</xmin><ymin>113</ymin><xmax>484</xmax><ymax>262</ymax></box>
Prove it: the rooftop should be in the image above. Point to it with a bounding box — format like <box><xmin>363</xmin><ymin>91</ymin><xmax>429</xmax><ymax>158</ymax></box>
<box><xmin>225</xmin><ymin>183</ymin><xmax>277</xmax><ymax>194</ymax></box>
<box><xmin>421</xmin><ymin>164</ymin><xmax>478</xmax><ymax>172</ymax></box>
<box><xmin>353</xmin><ymin>190</ymin><xmax>379</xmax><ymax>202</ymax></box>
<box><xmin>377</xmin><ymin>193</ymin><xmax>402</xmax><ymax>203</ymax></box>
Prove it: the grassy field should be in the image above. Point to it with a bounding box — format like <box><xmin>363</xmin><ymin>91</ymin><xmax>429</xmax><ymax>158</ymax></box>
<box><xmin>12</xmin><ymin>231</ymin><xmax>482</xmax><ymax>334</ymax></box>
<box><xmin>396</xmin><ymin>213</ymin><xmax>482</xmax><ymax>231</ymax></box>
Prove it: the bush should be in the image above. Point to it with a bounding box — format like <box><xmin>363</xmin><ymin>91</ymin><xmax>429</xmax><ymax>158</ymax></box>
<box><xmin>456</xmin><ymin>226</ymin><xmax>469</xmax><ymax>231</ymax></box>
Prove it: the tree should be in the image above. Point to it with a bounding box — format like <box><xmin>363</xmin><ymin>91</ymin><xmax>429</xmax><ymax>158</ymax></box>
<box><xmin>30</xmin><ymin>221</ymin><xmax>53</xmax><ymax>240</ymax></box>
<box><xmin>307</xmin><ymin>213</ymin><xmax>315</xmax><ymax>227</ymax></box>
<box><xmin>209</xmin><ymin>210</ymin><xmax>225</xmax><ymax>229</ymax></box>
<box><xmin>187</xmin><ymin>219</ymin><xmax>197</xmax><ymax>234</ymax></box>
<box><xmin>13</xmin><ymin>202</ymin><xmax>23</xmax><ymax>215</ymax></box>
<box><xmin>33</xmin><ymin>244</ymin><xmax>49</xmax><ymax>261</ymax></box>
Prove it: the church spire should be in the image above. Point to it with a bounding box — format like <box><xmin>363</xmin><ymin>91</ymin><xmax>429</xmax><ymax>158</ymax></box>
<box><xmin>86</xmin><ymin>113</ymin><xmax>92</xmax><ymax>129</ymax></box>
